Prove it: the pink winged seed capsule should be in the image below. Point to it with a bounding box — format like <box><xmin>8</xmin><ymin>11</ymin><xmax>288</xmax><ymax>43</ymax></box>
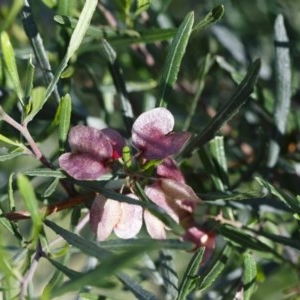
<box><xmin>132</xmin><ymin>107</ymin><xmax>191</xmax><ymax>160</ymax></box>
<box><xmin>59</xmin><ymin>125</ymin><xmax>125</xmax><ymax>180</ymax></box>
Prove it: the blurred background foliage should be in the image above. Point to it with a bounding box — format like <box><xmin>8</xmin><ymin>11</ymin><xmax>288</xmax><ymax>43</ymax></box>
<box><xmin>1</xmin><ymin>0</ymin><xmax>300</xmax><ymax>299</ymax></box>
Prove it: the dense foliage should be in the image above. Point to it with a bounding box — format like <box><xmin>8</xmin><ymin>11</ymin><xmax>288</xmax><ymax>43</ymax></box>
<box><xmin>0</xmin><ymin>0</ymin><xmax>300</xmax><ymax>299</ymax></box>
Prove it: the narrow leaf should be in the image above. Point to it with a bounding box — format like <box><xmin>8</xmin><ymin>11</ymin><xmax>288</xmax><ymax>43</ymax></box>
<box><xmin>100</xmin><ymin>238</ymin><xmax>193</xmax><ymax>251</ymax></box>
<box><xmin>0</xmin><ymin>152</ymin><xmax>24</xmax><ymax>162</ymax></box>
<box><xmin>181</xmin><ymin>58</ymin><xmax>261</xmax><ymax>156</ymax></box>
<box><xmin>43</xmin><ymin>0</ymin><xmax>97</xmax><ymax>106</ymax></box>
<box><xmin>177</xmin><ymin>247</ymin><xmax>205</xmax><ymax>300</ymax></box>
<box><xmin>193</xmin><ymin>5</ymin><xmax>224</xmax><ymax>32</ymax></box>
<box><xmin>117</xmin><ymin>273</ymin><xmax>158</xmax><ymax>300</ymax></box>
<box><xmin>267</xmin><ymin>14</ymin><xmax>291</xmax><ymax>168</ymax></box>
<box><xmin>24</xmin><ymin>86</ymin><xmax>46</xmax><ymax>124</ymax></box>
<box><xmin>23</xmin><ymin>169</ymin><xmax>66</xmax><ymax>178</ymax></box>
<box><xmin>243</xmin><ymin>253</ymin><xmax>257</xmax><ymax>300</ymax></box>
<box><xmin>197</xmin><ymin>244</ymin><xmax>231</xmax><ymax>291</ymax></box>
<box><xmin>52</xmin><ymin>248</ymin><xmax>151</xmax><ymax>297</ymax></box>
<box><xmin>220</xmin><ymin>224</ymin><xmax>284</xmax><ymax>261</ymax></box>
<box><xmin>100</xmin><ymin>38</ymin><xmax>133</xmax><ymax>133</ymax></box>
<box><xmin>58</xmin><ymin>94</ymin><xmax>72</xmax><ymax>151</ymax></box>
<box><xmin>1</xmin><ymin>31</ymin><xmax>23</xmax><ymax>105</ymax></box>
<box><xmin>134</xmin><ymin>0</ymin><xmax>151</xmax><ymax>17</ymax></box>
<box><xmin>208</xmin><ymin>136</ymin><xmax>229</xmax><ymax>191</ymax></box>
<box><xmin>17</xmin><ymin>174</ymin><xmax>42</xmax><ymax>237</ymax></box>
<box><xmin>54</xmin><ymin>15</ymin><xmax>177</xmax><ymax>46</ymax></box>
<box><xmin>0</xmin><ymin>0</ymin><xmax>23</xmax><ymax>32</ymax></box>
<box><xmin>159</xmin><ymin>250</ymin><xmax>178</xmax><ymax>299</ymax></box>
<box><xmin>46</xmin><ymin>256</ymin><xmax>81</xmax><ymax>279</ymax></box>
<box><xmin>44</xmin><ymin>219</ymin><xmax>111</xmax><ymax>260</ymax></box>
<box><xmin>255</xmin><ymin>177</ymin><xmax>300</xmax><ymax>216</ymax></box>
<box><xmin>66</xmin><ymin>0</ymin><xmax>97</xmax><ymax>59</ymax></box>
<box><xmin>23</xmin><ymin>56</ymin><xmax>35</xmax><ymax>105</ymax></box>
<box><xmin>156</xmin><ymin>11</ymin><xmax>194</xmax><ymax>107</ymax></box>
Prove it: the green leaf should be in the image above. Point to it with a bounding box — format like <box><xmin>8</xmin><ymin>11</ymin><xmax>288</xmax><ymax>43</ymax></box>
<box><xmin>181</xmin><ymin>58</ymin><xmax>261</xmax><ymax>156</ymax></box>
<box><xmin>243</xmin><ymin>253</ymin><xmax>257</xmax><ymax>300</ymax></box>
<box><xmin>57</xmin><ymin>0</ymin><xmax>76</xmax><ymax>16</ymax></box>
<box><xmin>177</xmin><ymin>248</ymin><xmax>205</xmax><ymax>300</ymax></box>
<box><xmin>0</xmin><ymin>31</ymin><xmax>24</xmax><ymax>105</ymax></box>
<box><xmin>100</xmin><ymin>238</ymin><xmax>193</xmax><ymax>251</ymax></box>
<box><xmin>220</xmin><ymin>224</ymin><xmax>284</xmax><ymax>261</ymax></box>
<box><xmin>23</xmin><ymin>56</ymin><xmax>35</xmax><ymax>105</ymax></box>
<box><xmin>23</xmin><ymin>168</ymin><xmax>66</xmax><ymax>178</ymax></box>
<box><xmin>17</xmin><ymin>174</ymin><xmax>42</xmax><ymax>237</ymax></box>
<box><xmin>44</xmin><ymin>219</ymin><xmax>111</xmax><ymax>261</ymax></box>
<box><xmin>255</xmin><ymin>177</ymin><xmax>300</xmax><ymax>216</ymax></box>
<box><xmin>43</xmin><ymin>0</ymin><xmax>98</xmax><ymax>107</ymax></box>
<box><xmin>0</xmin><ymin>151</ymin><xmax>25</xmax><ymax>162</ymax></box>
<box><xmin>100</xmin><ymin>38</ymin><xmax>133</xmax><ymax>133</ymax></box>
<box><xmin>198</xmin><ymin>136</ymin><xmax>229</xmax><ymax>192</ymax></box>
<box><xmin>245</xmin><ymin>227</ymin><xmax>300</xmax><ymax>250</ymax></box>
<box><xmin>193</xmin><ymin>5</ymin><xmax>224</xmax><ymax>32</ymax></box>
<box><xmin>58</xmin><ymin>94</ymin><xmax>72</xmax><ymax>151</ymax></box>
<box><xmin>197</xmin><ymin>244</ymin><xmax>231</xmax><ymax>291</ymax></box>
<box><xmin>117</xmin><ymin>273</ymin><xmax>158</xmax><ymax>300</ymax></box>
<box><xmin>42</xmin><ymin>178</ymin><xmax>60</xmax><ymax>198</ymax></box>
<box><xmin>24</xmin><ymin>87</ymin><xmax>46</xmax><ymax>124</ymax></box>
<box><xmin>159</xmin><ymin>250</ymin><xmax>178</xmax><ymax>299</ymax></box>
<box><xmin>46</xmin><ymin>257</ymin><xmax>81</xmax><ymax>280</ymax></box>
<box><xmin>134</xmin><ymin>0</ymin><xmax>151</xmax><ymax>17</ymax></box>
<box><xmin>156</xmin><ymin>11</ymin><xmax>194</xmax><ymax>107</ymax></box>
<box><xmin>54</xmin><ymin>15</ymin><xmax>177</xmax><ymax>47</ymax></box>
<box><xmin>51</xmin><ymin>247</ymin><xmax>151</xmax><ymax>297</ymax></box>
<box><xmin>0</xmin><ymin>0</ymin><xmax>23</xmax><ymax>32</ymax></box>
<box><xmin>0</xmin><ymin>134</ymin><xmax>23</xmax><ymax>148</ymax></box>
<box><xmin>65</xmin><ymin>0</ymin><xmax>97</xmax><ymax>60</ymax></box>
<box><xmin>267</xmin><ymin>14</ymin><xmax>291</xmax><ymax>168</ymax></box>
<box><xmin>183</xmin><ymin>53</ymin><xmax>212</xmax><ymax>131</ymax></box>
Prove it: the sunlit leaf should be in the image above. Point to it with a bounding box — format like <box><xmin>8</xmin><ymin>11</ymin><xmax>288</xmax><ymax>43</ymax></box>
<box><xmin>0</xmin><ymin>31</ymin><xmax>23</xmax><ymax>105</ymax></box>
<box><xmin>157</xmin><ymin>11</ymin><xmax>194</xmax><ymax>107</ymax></box>
<box><xmin>177</xmin><ymin>248</ymin><xmax>205</xmax><ymax>299</ymax></box>
<box><xmin>17</xmin><ymin>174</ymin><xmax>42</xmax><ymax>237</ymax></box>
<box><xmin>243</xmin><ymin>253</ymin><xmax>257</xmax><ymax>300</ymax></box>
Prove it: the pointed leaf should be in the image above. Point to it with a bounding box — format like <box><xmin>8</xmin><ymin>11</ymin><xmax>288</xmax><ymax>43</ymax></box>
<box><xmin>182</xmin><ymin>59</ymin><xmax>261</xmax><ymax>156</ymax></box>
<box><xmin>52</xmin><ymin>247</ymin><xmax>152</xmax><ymax>297</ymax></box>
<box><xmin>0</xmin><ymin>31</ymin><xmax>23</xmax><ymax>105</ymax></box>
<box><xmin>100</xmin><ymin>238</ymin><xmax>193</xmax><ymax>251</ymax></box>
<box><xmin>157</xmin><ymin>12</ymin><xmax>194</xmax><ymax>107</ymax></box>
<box><xmin>0</xmin><ymin>134</ymin><xmax>23</xmax><ymax>147</ymax></box>
<box><xmin>100</xmin><ymin>38</ymin><xmax>133</xmax><ymax>133</ymax></box>
<box><xmin>58</xmin><ymin>93</ymin><xmax>72</xmax><ymax>150</ymax></box>
<box><xmin>46</xmin><ymin>257</ymin><xmax>81</xmax><ymax>279</ymax></box>
<box><xmin>197</xmin><ymin>244</ymin><xmax>231</xmax><ymax>291</ymax></box>
<box><xmin>17</xmin><ymin>174</ymin><xmax>42</xmax><ymax>237</ymax></box>
<box><xmin>44</xmin><ymin>219</ymin><xmax>111</xmax><ymax>260</ymax></box>
<box><xmin>23</xmin><ymin>168</ymin><xmax>66</xmax><ymax>178</ymax></box>
<box><xmin>54</xmin><ymin>15</ymin><xmax>177</xmax><ymax>46</ymax></box>
<box><xmin>159</xmin><ymin>250</ymin><xmax>178</xmax><ymax>299</ymax></box>
<box><xmin>23</xmin><ymin>56</ymin><xmax>35</xmax><ymax>105</ymax></box>
<box><xmin>24</xmin><ymin>86</ymin><xmax>46</xmax><ymax>124</ymax></box>
<box><xmin>117</xmin><ymin>273</ymin><xmax>158</xmax><ymax>300</ymax></box>
<box><xmin>0</xmin><ymin>151</ymin><xmax>25</xmax><ymax>162</ymax></box>
<box><xmin>134</xmin><ymin>0</ymin><xmax>151</xmax><ymax>17</ymax></box>
<box><xmin>255</xmin><ymin>177</ymin><xmax>300</xmax><ymax>216</ymax></box>
<box><xmin>267</xmin><ymin>15</ymin><xmax>291</xmax><ymax>168</ymax></box>
<box><xmin>43</xmin><ymin>0</ymin><xmax>98</xmax><ymax>106</ymax></box>
<box><xmin>220</xmin><ymin>224</ymin><xmax>284</xmax><ymax>261</ymax></box>
<box><xmin>193</xmin><ymin>5</ymin><xmax>224</xmax><ymax>32</ymax></box>
<box><xmin>177</xmin><ymin>248</ymin><xmax>205</xmax><ymax>300</ymax></box>
<box><xmin>243</xmin><ymin>253</ymin><xmax>257</xmax><ymax>300</ymax></box>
